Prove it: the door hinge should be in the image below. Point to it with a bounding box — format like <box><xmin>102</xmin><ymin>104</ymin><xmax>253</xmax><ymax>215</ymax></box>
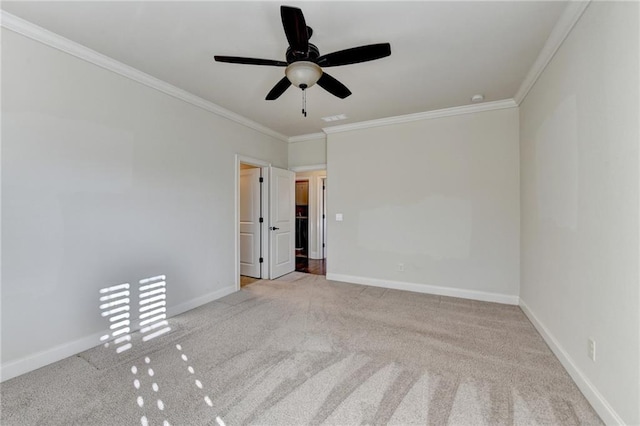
<box><xmin>259</xmin><ymin>217</ymin><xmax>263</xmax><ymax>223</ymax></box>
<box><xmin>259</xmin><ymin>257</ymin><xmax>263</xmax><ymax>263</ymax></box>
<box><xmin>259</xmin><ymin>177</ymin><xmax>264</xmax><ymax>183</ymax></box>
<box><xmin>323</xmin><ymin>186</ymin><xmax>325</xmax><ymax>190</ymax></box>
<box><xmin>322</xmin><ymin>214</ymin><xmax>325</xmax><ymax>219</ymax></box>
<box><xmin>322</xmin><ymin>243</ymin><xmax>325</xmax><ymax>247</ymax></box>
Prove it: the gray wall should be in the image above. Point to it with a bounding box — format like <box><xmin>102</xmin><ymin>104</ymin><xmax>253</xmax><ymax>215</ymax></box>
<box><xmin>326</xmin><ymin>107</ymin><xmax>520</xmax><ymax>303</ymax></box>
<box><xmin>519</xmin><ymin>2</ymin><xmax>639</xmax><ymax>424</ymax></box>
<box><xmin>1</xmin><ymin>29</ymin><xmax>287</xmax><ymax>378</ymax></box>
<box><xmin>288</xmin><ymin>136</ymin><xmax>327</xmax><ymax>168</ymax></box>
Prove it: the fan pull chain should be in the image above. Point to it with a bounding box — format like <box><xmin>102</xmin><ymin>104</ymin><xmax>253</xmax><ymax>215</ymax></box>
<box><xmin>301</xmin><ymin>88</ymin><xmax>307</xmax><ymax>117</ymax></box>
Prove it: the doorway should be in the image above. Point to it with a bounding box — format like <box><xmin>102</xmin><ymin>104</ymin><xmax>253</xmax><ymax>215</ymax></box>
<box><xmin>236</xmin><ymin>156</ymin><xmax>296</xmax><ymax>289</ymax></box>
<box><xmin>294</xmin><ymin>170</ymin><xmax>326</xmax><ymax>275</ymax></box>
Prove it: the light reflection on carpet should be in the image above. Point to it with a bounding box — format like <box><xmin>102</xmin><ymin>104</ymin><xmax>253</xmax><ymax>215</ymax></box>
<box><xmin>99</xmin><ymin>275</ymin><xmax>226</xmax><ymax>426</ymax></box>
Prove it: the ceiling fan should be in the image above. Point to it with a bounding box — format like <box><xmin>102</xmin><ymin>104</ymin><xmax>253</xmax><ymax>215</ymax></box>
<box><xmin>214</xmin><ymin>5</ymin><xmax>391</xmax><ymax>114</ymax></box>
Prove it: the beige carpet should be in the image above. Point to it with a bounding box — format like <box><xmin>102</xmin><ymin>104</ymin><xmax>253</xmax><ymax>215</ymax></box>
<box><xmin>1</xmin><ymin>273</ymin><xmax>602</xmax><ymax>425</ymax></box>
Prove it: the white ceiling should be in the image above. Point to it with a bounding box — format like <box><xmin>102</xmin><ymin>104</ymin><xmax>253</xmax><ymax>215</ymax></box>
<box><xmin>2</xmin><ymin>1</ymin><xmax>568</xmax><ymax>138</ymax></box>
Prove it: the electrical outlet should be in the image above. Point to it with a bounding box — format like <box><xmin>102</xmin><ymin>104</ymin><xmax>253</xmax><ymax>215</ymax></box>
<box><xmin>397</xmin><ymin>263</ymin><xmax>405</xmax><ymax>272</ymax></box>
<box><xmin>588</xmin><ymin>338</ymin><xmax>596</xmax><ymax>362</ymax></box>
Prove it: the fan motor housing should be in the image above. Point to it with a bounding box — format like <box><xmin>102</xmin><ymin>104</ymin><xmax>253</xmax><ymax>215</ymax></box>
<box><xmin>286</xmin><ymin>43</ymin><xmax>320</xmax><ymax>63</ymax></box>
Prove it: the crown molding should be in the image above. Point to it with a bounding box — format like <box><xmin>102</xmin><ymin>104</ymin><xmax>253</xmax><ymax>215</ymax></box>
<box><xmin>288</xmin><ymin>133</ymin><xmax>326</xmax><ymax>143</ymax></box>
<box><xmin>322</xmin><ymin>99</ymin><xmax>517</xmax><ymax>135</ymax></box>
<box><xmin>0</xmin><ymin>11</ymin><xmax>288</xmax><ymax>143</ymax></box>
<box><xmin>514</xmin><ymin>1</ymin><xmax>591</xmax><ymax>105</ymax></box>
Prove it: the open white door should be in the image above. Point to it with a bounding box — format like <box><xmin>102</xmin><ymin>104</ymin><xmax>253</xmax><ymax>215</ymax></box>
<box><xmin>269</xmin><ymin>167</ymin><xmax>295</xmax><ymax>279</ymax></box>
<box><xmin>239</xmin><ymin>168</ymin><xmax>261</xmax><ymax>278</ymax></box>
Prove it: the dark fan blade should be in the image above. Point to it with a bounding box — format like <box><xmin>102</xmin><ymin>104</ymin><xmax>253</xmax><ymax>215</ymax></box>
<box><xmin>316</xmin><ymin>73</ymin><xmax>352</xmax><ymax>99</ymax></box>
<box><xmin>214</xmin><ymin>56</ymin><xmax>287</xmax><ymax>67</ymax></box>
<box><xmin>316</xmin><ymin>43</ymin><xmax>391</xmax><ymax>67</ymax></box>
<box><xmin>266</xmin><ymin>76</ymin><xmax>292</xmax><ymax>100</ymax></box>
<box><xmin>281</xmin><ymin>6</ymin><xmax>308</xmax><ymax>54</ymax></box>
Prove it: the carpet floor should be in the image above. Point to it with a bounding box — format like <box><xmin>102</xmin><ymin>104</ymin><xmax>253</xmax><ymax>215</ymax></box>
<box><xmin>1</xmin><ymin>273</ymin><xmax>602</xmax><ymax>425</ymax></box>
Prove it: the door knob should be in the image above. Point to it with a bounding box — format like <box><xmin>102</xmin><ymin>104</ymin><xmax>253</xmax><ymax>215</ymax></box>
<box><xmin>270</xmin><ymin>226</ymin><xmax>280</xmax><ymax>231</ymax></box>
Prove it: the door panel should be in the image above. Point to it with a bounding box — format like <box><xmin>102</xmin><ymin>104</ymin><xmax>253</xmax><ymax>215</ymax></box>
<box><xmin>269</xmin><ymin>167</ymin><xmax>295</xmax><ymax>279</ymax></box>
<box><xmin>239</xmin><ymin>234</ymin><xmax>255</xmax><ymax>263</ymax></box>
<box><xmin>240</xmin><ymin>168</ymin><xmax>261</xmax><ymax>278</ymax></box>
<box><xmin>276</xmin><ymin>233</ymin><xmax>291</xmax><ymax>263</ymax></box>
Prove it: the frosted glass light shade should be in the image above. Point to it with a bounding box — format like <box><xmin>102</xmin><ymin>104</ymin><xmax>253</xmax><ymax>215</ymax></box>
<box><xmin>285</xmin><ymin>61</ymin><xmax>322</xmax><ymax>89</ymax></box>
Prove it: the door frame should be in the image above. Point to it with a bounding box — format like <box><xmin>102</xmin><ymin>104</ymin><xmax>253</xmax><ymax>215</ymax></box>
<box><xmin>295</xmin><ymin>177</ymin><xmax>311</xmax><ymax>260</ymax></box>
<box><xmin>290</xmin><ymin>165</ymin><xmax>327</xmax><ymax>261</ymax></box>
<box><xmin>235</xmin><ymin>155</ymin><xmax>271</xmax><ymax>291</ymax></box>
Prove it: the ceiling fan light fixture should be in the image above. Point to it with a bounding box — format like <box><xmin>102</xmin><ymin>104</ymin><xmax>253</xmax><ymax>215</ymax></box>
<box><xmin>285</xmin><ymin>61</ymin><xmax>322</xmax><ymax>89</ymax></box>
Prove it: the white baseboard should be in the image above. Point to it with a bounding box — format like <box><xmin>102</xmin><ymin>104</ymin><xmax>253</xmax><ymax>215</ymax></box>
<box><xmin>519</xmin><ymin>300</ymin><xmax>624</xmax><ymax>425</ymax></box>
<box><xmin>325</xmin><ymin>273</ymin><xmax>519</xmax><ymax>305</ymax></box>
<box><xmin>0</xmin><ymin>329</ymin><xmax>110</xmax><ymax>383</ymax></box>
<box><xmin>0</xmin><ymin>284</ymin><xmax>237</xmax><ymax>383</ymax></box>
